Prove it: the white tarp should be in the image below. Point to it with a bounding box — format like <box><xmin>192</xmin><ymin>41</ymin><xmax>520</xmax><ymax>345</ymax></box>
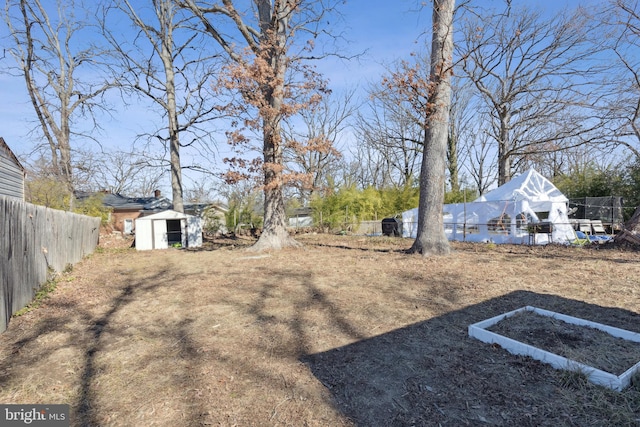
<box><xmin>135</xmin><ymin>210</ymin><xmax>203</xmax><ymax>250</ymax></box>
<box><xmin>402</xmin><ymin>169</ymin><xmax>577</xmax><ymax>245</ymax></box>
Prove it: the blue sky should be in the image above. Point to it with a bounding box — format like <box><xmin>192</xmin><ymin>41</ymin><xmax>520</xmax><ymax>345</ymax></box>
<box><xmin>0</xmin><ymin>1</ymin><xmax>427</xmax><ymax>157</ymax></box>
<box><xmin>0</xmin><ymin>0</ymin><xmax>588</xmax><ymax>193</ymax></box>
<box><xmin>0</xmin><ymin>0</ymin><xmax>435</xmax><ymax>196</ymax></box>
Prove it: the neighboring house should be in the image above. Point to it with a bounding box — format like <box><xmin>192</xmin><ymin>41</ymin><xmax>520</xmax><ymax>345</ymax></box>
<box><xmin>185</xmin><ymin>202</ymin><xmax>228</xmax><ymax>235</ymax></box>
<box><xmin>0</xmin><ymin>137</ymin><xmax>26</xmax><ymax>200</ymax></box>
<box><xmin>76</xmin><ymin>190</ymin><xmax>172</xmax><ymax>234</ymax></box>
<box><xmin>80</xmin><ymin>188</ymin><xmax>228</xmax><ymax>235</ymax></box>
<box><xmin>288</xmin><ymin>207</ymin><xmax>313</xmax><ymax>228</ymax></box>
<box><xmin>106</xmin><ymin>190</ymin><xmax>172</xmax><ymax>234</ymax></box>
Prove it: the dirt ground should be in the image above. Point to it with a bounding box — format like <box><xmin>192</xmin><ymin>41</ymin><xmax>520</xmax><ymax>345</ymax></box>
<box><xmin>1</xmin><ymin>233</ymin><xmax>640</xmax><ymax>426</ymax></box>
<box><xmin>488</xmin><ymin>310</ymin><xmax>640</xmax><ymax>376</ymax></box>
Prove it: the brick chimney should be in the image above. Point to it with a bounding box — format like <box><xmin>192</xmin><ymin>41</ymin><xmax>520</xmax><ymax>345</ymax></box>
<box><xmin>154</xmin><ymin>189</ymin><xmax>161</xmax><ymax>198</ymax></box>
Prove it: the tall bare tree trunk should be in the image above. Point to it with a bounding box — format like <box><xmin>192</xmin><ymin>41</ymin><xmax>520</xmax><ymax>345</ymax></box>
<box><xmin>410</xmin><ymin>0</ymin><xmax>455</xmax><ymax>256</ymax></box>
<box><xmin>183</xmin><ymin>0</ymin><xmax>339</xmax><ymax>251</ymax></box>
<box><xmin>112</xmin><ymin>0</ymin><xmax>223</xmax><ymax>213</ymax></box>
<box><xmin>498</xmin><ymin>112</ymin><xmax>511</xmax><ymax>185</ymax></box>
<box><xmin>254</xmin><ymin>113</ymin><xmax>299</xmax><ymax>250</ymax></box>
<box><xmin>158</xmin><ymin>1</ymin><xmax>184</xmax><ymax>213</ymax></box>
<box><xmin>18</xmin><ymin>0</ymin><xmax>75</xmax><ymax>208</ymax></box>
<box><xmin>168</xmin><ymin>123</ymin><xmax>184</xmax><ymax>213</ymax></box>
<box><xmin>59</xmin><ymin>111</ymin><xmax>74</xmax><ymax>209</ymax></box>
<box><xmin>250</xmin><ymin>0</ymin><xmax>300</xmax><ymax>251</ymax></box>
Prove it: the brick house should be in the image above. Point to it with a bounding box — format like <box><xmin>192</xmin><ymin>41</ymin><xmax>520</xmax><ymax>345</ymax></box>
<box><xmin>105</xmin><ymin>191</ymin><xmax>172</xmax><ymax>234</ymax></box>
<box><xmin>75</xmin><ymin>190</ymin><xmax>172</xmax><ymax>234</ymax></box>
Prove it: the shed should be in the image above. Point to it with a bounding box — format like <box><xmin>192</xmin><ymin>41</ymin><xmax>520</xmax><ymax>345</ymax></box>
<box><xmin>135</xmin><ymin>210</ymin><xmax>202</xmax><ymax>250</ymax></box>
<box><xmin>0</xmin><ymin>137</ymin><xmax>26</xmax><ymax>200</ymax></box>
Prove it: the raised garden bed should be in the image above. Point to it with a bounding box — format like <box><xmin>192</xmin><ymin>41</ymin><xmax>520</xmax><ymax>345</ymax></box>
<box><xmin>469</xmin><ymin>306</ymin><xmax>640</xmax><ymax>391</ymax></box>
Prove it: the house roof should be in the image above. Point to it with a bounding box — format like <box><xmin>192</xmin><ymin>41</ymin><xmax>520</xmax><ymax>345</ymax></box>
<box><xmin>78</xmin><ymin>191</ymin><xmax>227</xmax><ymax>214</ymax></box>
<box><xmin>75</xmin><ymin>191</ymin><xmax>172</xmax><ymax>211</ymax></box>
<box><xmin>0</xmin><ymin>137</ymin><xmax>26</xmax><ymax>173</ymax></box>
<box><xmin>184</xmin><ymin>202</ymin><xmax>228</xmax><ymax>215</ymax></box>
<box><xmin>102</xmin><ymin>193</ymin><xmax>172</xmax><ymax>210</ymax></box>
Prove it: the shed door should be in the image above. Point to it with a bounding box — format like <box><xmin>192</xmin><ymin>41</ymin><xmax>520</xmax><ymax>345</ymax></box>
<box><xmin>166</xmin><ymin>219</ymin><xmax>182</xmax><ymax>245</ymax></box>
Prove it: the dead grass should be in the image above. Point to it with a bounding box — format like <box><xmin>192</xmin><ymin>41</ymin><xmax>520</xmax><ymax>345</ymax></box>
<box><xmin>1</xmin><ymin>233</ymin><xmax>640</xmax><ymax>426</ymax></box>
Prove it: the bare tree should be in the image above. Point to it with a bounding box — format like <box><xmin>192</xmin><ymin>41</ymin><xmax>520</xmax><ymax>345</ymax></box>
<box><xmin>283</xmin><ymin>89</ymin><xmax>354</xmax><ymax>202</ymax></box>
<box><xmin>101</xmin><ymin>0</ymin><xmax>226</xmax><ymax>212</ymax></box>
<box><xmin>342</xmin><ymin>143</ymin><xmax>391</xmax><ymax>190</ymax></box>
<box><xmin>462</xmin><ymin>119</ymin><xmax>498</xmax><ymax>195</ymax></box>
<box><xmin>183</xmin><ymin>0</ymin><xmax>342</xmax><ymax>251</ymax></box>
<box><xmin>524</xmin><ymin>143</ymin><xmax>614</xmax><ymax>184</ymax></box>
<box><xmin>358</xmin><ymin>68</ymin><xmax>425</xmax><ymax>189</ymax></box>
<box><xmin>458</xmin><ymin>2</ymin><xmax>606</xmax><ymax>185</ymax></box>
<box><xmin>3</xmin><ymin>0</ymin><xmax>114</xmax><ymax>208</ymax></box>
<box><xmin>184</xmin><ymin>176</ymin><xmax>222</xmax><ymax>203</ymax></box>
<box><xmin>599</xmin><ymin>0</ymin><xmax>640</xmax><ymax>160</ymax></box>
<box><xmin>447</xmin><ymin>76</ymin><xmax>475</xmax><ymax>192</ymax></box>
<box><xmin>409</xmin><ymin>0</ymin><xmax>455</xmax><ymax>256</ymax></box>
<box><xmin>357</xmin><ymin>58</ymin><xmax>473</xmax><ymax>195</ymax></box>
<box><xmin>85</xmin><ymin>148</ymin><xmax>167</xmax><ymax>196</ymax></box>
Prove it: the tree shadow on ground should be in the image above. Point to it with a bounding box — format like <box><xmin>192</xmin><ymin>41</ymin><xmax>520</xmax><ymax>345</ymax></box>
<box><xmin>62</xmin><ymin>269</ymin><xmax>170</xmax><ymax>427</ymax></box>
<box><xmin>0</xmin><ymin>264</ymin><xmax>210</xmax><ymax>427</ymax></box>
<box><xmin>300</xmin><ymin>290</ymin><xmax>640</xmax><ymax>427</ymax></box>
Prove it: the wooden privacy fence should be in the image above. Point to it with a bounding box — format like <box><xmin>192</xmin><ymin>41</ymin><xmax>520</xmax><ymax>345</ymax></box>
<box><xmin>1</xmin><ymin>196</ymin><xmax>100</xmax><ymax>333</ymax></box>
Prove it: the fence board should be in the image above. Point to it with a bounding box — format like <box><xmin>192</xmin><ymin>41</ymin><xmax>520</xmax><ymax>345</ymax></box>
<box><xmin>0</xmin><ymin>196</ymin><xmax>100</xmax><ymax>332</ymax></box>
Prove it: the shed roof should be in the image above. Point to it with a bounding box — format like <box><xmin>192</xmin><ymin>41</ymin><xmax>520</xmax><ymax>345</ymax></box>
<box><xmin>136</xmin><ymin>209</ymin><xmax>196</xmax><ymax>221</ymax></box>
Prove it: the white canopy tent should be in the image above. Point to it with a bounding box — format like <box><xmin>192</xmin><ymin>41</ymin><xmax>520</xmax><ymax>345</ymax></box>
<box><xmin>402</xmin><ymin>169</ymin><xmax>577</xmax><ymax>245</ymax></box>
<box><xmin>135</xmin><ymin>210</ymin><xmax>203</xmax><ymax>250</ymax></box>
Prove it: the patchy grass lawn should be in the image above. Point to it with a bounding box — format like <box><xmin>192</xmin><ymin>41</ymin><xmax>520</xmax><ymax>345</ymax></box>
<box><xmin>1</xmin><ymin>234</ymin><xmax>640</xmax><ymax>426</ymax></box>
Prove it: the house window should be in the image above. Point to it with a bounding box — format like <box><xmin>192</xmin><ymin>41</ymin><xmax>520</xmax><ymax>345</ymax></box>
<box><xmin>124</xmin><ymin>219</ymin><xmax>134</xmax><ymax>234</ymax></box>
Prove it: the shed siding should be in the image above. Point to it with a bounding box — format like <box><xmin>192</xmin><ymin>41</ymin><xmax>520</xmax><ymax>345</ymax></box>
<box><xmin>0</xmin><ymin>140</ymin><xmax>25</xmax><ymax>200</ymax></box>
<box><xmin>135</xmin><ymin>210</ymin><xmax>202</xmax><ymax>250</ymax></box>
<box><xmin>135</xmin><ymin>218</ymin><xmax>154</xmax><ymax>250</ymax></box>
<box><xmin>152</xmin><ymin>219</ymin><xmax>169</xmax><ymax>250</ymax></box>
<box><xmin>187</xmin><ymin>216</ymin><xmax>203</xmax><ymax>247</ymax></box>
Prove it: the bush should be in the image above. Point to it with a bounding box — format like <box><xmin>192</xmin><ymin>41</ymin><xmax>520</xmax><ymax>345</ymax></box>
<box><xmin>310</xmin><ymin>184</ymin><xmax>419</xmax><ymax>232</ymax></box>
<box><xmin>74</xmin><ymin>193</ymin><xmax>111</xmax><ymax>225</ymax></box>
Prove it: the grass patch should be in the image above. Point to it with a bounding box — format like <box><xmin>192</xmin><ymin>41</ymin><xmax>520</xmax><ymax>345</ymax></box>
<box><xmin>557</xmin><ymin>367</ymin><xmax>591</xmax><ymax>389</ymax></box>
<box><xmin>13</xmin><ymin>270</ymin><xmax>61</xmax><ymax>317</ymax></box>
